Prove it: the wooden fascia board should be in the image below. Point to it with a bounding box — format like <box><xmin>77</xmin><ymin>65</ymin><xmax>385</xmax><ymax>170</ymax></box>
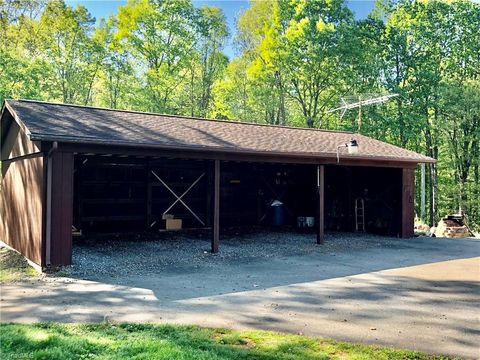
<box><xmin>58</xmin><ymin>142</ymin><xmax>422</xmax><ymax>169</ymax></box>
<box><xmin>3</xmin><ymin>100</ymin><xmax>32</xmax><ymax>139</ymax></box>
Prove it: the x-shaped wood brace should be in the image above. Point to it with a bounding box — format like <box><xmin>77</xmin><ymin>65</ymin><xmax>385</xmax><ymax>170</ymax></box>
<box><xmin>151</xmin><ymin>170</ymin><xmax>206</xmax><ymax>226</ymax></box>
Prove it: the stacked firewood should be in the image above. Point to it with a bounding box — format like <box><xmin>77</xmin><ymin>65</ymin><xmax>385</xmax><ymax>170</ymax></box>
<box><xmin>433</xmin><ymin>215</ymin><xmax>472</xmax><ymax>238</ymax></box>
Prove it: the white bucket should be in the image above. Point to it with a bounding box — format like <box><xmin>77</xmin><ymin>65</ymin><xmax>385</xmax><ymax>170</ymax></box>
<box><xmin>305</xmin><ymin>217</ymin><xmax>315</xmax><ymax>227</ymax></box>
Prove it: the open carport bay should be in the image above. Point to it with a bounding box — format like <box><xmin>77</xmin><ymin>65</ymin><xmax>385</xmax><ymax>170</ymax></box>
<box><xmin>73</xmin><ymin>155</ymin><xmax>403</xmax><ymax>236</ymax></box>
<box><xmin>2</xmin><ymin>234</ymin><xmax>479</xmax><ymax>358</ymax></box>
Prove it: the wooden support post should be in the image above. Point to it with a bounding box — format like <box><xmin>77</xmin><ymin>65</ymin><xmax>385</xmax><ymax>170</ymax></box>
<box><xmin>420</xmin><ymin>163</ymin><xmax>425</xmax><ymax>222</ymax></box>
<box><xmin>317</xmin><ymin>165</ymin><xmax>325</xmax><ymax>244</ymax></box>
<box><xmin>75</xmin><ymin>157</ymin><xmax>83</xmax><ymax>231</ymax></box>
<box><xmin>212</xmin><ymin>159</ymin><xmax>220</xmax><ymax>253</ymax></box>
<box><xmin>49</xmin><ymin>151</ymin><xmax>74</xmax><ymax>266</ymax></box>
<box><xmin>146</xmin><ymin>159</ymin><xmax>152</xmax><ymax>229</ymax></box>
<box><xmin>401</xmin><ymin>168</ymin><xmax>415</xmax><ymax>238</ymax></box>
<box><xmin>205</xmin><ymin>161</ymin><xmax>212</xmax><ymax>227</ymax></box>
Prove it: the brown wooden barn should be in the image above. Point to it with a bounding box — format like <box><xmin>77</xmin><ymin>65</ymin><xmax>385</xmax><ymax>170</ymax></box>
<box><xmin>0</xmin><ymin>99</ymin><xmax>435</xmax><ymax>268</ymax></box>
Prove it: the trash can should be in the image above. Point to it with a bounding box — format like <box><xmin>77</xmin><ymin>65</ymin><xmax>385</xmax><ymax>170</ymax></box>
<box><xmin>271</xmin><ymin>200</ymin><xmax>285</xmax><ymax>226</ymax></box>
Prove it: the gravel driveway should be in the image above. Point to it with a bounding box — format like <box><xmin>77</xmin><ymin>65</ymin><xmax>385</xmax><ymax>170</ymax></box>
<box><xmin>67</xmin><ymin>230</ymin><xmax>407</xmax><ymax>278</ymax></box>
<box><xmin>1</xmin><ymin>232</ymin><xmax>479</xmax><ymax>358</ymax></box>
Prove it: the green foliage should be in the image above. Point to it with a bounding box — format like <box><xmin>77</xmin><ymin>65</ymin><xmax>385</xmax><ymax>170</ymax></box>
<box><xmin>437</xmin><ymin>79</ymin><xmax>480</xmax><ymax>227</ymax></box>
<box><xmin>39</xmin><ymin>0</ymin><xmax>102</xmax><ymax>104</ymax></box>
<box><xmin>94</xmin><ymin>16</ymin><xmax>136</xmax><ymax>109</ymax></box>
<box><xmin>116</xmin><ymin>0</ymin><xmax>197</xmax><ymax>113</ymax></box>
<box><xmin>0</xmin><ymin>0</ymin><xmax>478</xmax><ymax>229</ymax></box>
<box><xmin>0</xmin><ymin>323</ymin><xmax>453</xmax><ymax>359</ymax></box>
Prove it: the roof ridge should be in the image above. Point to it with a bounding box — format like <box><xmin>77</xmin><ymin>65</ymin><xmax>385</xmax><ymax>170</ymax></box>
<box><xmin>10</xmin><ymin>98</ymin><xmax>354</xmax><ymax>135</ymax></box>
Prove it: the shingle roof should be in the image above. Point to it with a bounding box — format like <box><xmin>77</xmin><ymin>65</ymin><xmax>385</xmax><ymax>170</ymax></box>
<box><xmin>3</xmin><ymin>99</ymin><xmax>434</xmax><ymax>163</ymax></box>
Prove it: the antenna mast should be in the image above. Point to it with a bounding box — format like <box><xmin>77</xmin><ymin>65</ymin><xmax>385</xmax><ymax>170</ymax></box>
<box><xmin>328</xmin><ymin>93</ymin><xmax>398</xmax><ymax>132</ymax></box>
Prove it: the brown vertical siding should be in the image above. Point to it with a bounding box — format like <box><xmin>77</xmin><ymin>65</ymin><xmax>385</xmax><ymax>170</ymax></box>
<box><xmin>48</xmin><ymin>151</ymin><xmax>74</xmax><ymax>266</ymax></box>
<box><xmin>401</xmin><ymin>168</ymin><xmax>415</xmax><ymax>238</ymax></box>
<box><xmin>0</xmin><ymin>128</ymin><xmax>44</xmax><ymax>266</ymax></box>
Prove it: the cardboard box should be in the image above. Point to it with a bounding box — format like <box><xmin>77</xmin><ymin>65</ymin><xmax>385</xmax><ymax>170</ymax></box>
<box><xmin>166</xmin><ymin>218</ymin><xmax>182</xmax><ymax>230</ymax></box>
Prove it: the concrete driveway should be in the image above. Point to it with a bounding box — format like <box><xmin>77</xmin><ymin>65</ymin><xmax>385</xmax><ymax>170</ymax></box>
<box><xmin>1</xmin><ymin>235</ymin><xmax>479</xmax><ymax>358</ymax></box>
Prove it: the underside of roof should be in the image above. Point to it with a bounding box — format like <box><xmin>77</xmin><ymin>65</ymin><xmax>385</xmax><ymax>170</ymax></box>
<box><xmin>1</xmin><ymin>99</ymin><xmax>435</xmax><ymax>164</ymax></box>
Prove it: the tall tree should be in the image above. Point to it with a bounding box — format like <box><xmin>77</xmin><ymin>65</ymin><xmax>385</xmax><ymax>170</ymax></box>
<box><xmin>95</xmin><ymin>16</ymin><xmax>135</xmax><ymax>109</ymax></box>
<box><xmin>236</xmin><ymin>0</ymin><xmax>288</xmax><ymax>125</ymax></box>
<box><xmin>0</xmin><ymin>0</ymin><xmax>49</xmax><ymax>103</ymax></box>
<box><xmin>189</xmin><ymin>5</ymin><xmax>229</xmax><ymax>117</ymax></box>
<box><xmin>381</xmin><ymin>0</ymin><xmax>479</xmax><ymax>225</ymax></box>
<box><xmin>278</xmin><ymin>0</ymin><xmax>355</xmax><ymax>128</ymax></box>
<box><xmin>211</xmin><ymin>57</ymin><xmax>253</xmax><ymax>121</ymax></box>
<box><xmin>39</xmin><ymin>0</ymin><xmax>103</xmax><ymax>104</ymax></box>
<box><xmin>116</xmin><ymin>0</ymin><xmax>197</xmax><ymax>112</ymax></box>
<box><xmin>438</xmin><ymin>80</ymin><xmax>480</xmax><ymax>217</ymax></box>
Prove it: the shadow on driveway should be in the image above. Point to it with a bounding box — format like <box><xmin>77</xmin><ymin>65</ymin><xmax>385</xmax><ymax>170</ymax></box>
<box><xmin>1</xmin><ymin>234</ymin><xmax>479</xmax><ymax>358</ymax></box>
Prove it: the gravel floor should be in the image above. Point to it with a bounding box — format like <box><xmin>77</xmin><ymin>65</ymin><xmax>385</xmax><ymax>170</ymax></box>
<box><xmin>64</xmin><ymin>229</ymin><xmax>405</xmax><ymax>279</ymax></box>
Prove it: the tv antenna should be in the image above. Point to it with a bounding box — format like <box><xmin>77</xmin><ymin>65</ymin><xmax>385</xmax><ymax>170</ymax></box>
<box><xmin>328</xmin><ymin>93</ymin><xmax>398</xmax><ymax>132</ymax></box>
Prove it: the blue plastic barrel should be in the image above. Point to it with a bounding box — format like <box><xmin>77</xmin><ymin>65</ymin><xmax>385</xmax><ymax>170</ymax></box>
<box><xmin>271</xmin><ymin>204</ymin><xmax>285</xmax><ymax>226</ymax></box>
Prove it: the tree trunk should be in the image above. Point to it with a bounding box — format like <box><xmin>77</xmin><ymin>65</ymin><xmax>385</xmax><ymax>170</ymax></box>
<box><xmin>425</xmin><ymin>124</ymin><xmax>437</xmax><ymax>226</ymax></box>
<box><xmin>275</xmin><ymin>70</ymin><xmax>286</xmax><ymax>126</ymax></box>
<box><xmin>430</xmin><ymin>145</ymin><xmax>438</xmax><ymax>225</ymax></box>
<box><xmin>306</xmin><ymin>116</ymin><xmax>314</xmax><ymax>128</ymax></box>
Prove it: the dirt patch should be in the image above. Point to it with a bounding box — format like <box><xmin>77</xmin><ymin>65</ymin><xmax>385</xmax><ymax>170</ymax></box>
<box><xmin>0</xmin><ymin>246</ymin><xmax>38</xmax><ymax>282</ymax></box>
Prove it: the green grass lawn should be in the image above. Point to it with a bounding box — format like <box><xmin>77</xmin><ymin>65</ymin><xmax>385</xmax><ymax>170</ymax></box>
<box><xmin>0</xmin><ymin>247</ymin><xmax>38</xmax><ymax>282</ymax></box>
<box><xmin>0</xmin><ymin>323</ymin><xmax>453</xmax><ymax>360</ymax></box>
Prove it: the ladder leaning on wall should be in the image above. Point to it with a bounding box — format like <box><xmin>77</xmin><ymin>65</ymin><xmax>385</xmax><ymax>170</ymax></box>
<box><xmin>355</xmin><ymin>198</ymin><xmax>365</xmax><ymax>232</ymax></box>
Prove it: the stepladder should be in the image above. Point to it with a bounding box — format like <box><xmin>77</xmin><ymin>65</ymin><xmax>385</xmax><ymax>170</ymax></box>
<box><xmin>355</xmin><ymin>198</ymin><xmax>365</xmax><ymax>232</ymax></box>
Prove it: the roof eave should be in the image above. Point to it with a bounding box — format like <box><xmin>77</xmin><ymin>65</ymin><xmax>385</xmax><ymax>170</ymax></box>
<box><xmin>30</xmin><ymin>134</ymin><xmax>436</xmax><ymax>165</ymax></box>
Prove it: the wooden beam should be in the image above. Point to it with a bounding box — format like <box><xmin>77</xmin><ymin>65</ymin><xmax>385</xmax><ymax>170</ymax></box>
<box><xmin>317</xmin><ymin>165</ymin><xmax>325</xmax><ymax>244</ymax></box>
<box><xmin>1</xmin><ymin>151</ymin><xmax>43</xmax><ymax>167</ymax></box>
<box><xmin>1</xmin><ymin>119</ymin><xmax>20</xmax><ymax>177</ymax></box>
<box><xmin>58</xmin><ymin>142</ymin><xmax>420</xmax><ymax>169</ymax></box>
<box><xmin>401</xmin><ymin>168</ymin><xmax>415</xmax><ymax>238</ymax></box>
<box><xmin>212</xmin><ymin>159</ymin><xmax>220</xmax><ymax>253</ymax></box>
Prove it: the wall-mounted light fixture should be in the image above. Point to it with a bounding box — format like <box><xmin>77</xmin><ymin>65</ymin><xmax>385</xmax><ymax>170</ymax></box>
<box><xmin>337</xmin><ymin>138</ymin><xmax>359</xmax><ymax>163</ymax></box>
<box><xmin>347</xmin><ymin>138</ymin><xmax>359</xmax><ymax>154</ymax></box>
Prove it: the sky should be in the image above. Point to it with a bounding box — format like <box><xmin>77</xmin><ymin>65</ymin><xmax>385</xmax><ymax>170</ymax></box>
<box><xmin>65</xmin><ymin>0</ymin><xmax>376</xmax><ymax>59</ymax></box>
